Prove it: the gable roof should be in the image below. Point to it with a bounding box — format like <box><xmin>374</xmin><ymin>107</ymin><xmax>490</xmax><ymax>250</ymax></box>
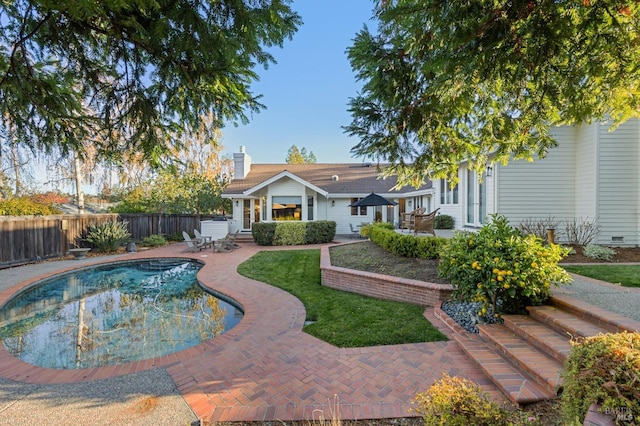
<box><xmin>223</xmin><ymin>163</ymin><xmax>432</xmax><ymax>196</ymax></box>
<box><xmin>243</xmin><ymin>170</ymin><xmax>329</xmax><ymax>197</ymax></box>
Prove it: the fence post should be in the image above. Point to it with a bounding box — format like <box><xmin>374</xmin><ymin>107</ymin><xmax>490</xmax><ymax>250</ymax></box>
<box><xmin>61</xmin><ymin>219</ymin><xmax>68</xmax><ymax>255</ymax></box>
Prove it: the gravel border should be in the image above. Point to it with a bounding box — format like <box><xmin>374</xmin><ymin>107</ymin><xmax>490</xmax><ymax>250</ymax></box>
<box><xmin>554</xmin><ymin>274</ymin><xmax>640</xmax><ymax>322</ymax></box>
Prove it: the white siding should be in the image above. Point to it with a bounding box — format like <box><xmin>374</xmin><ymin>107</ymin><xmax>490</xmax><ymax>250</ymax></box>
<box><xmin>316</xmin><ymin>195</ymin><xmax>328</xmax><ymax>221</ymax></box>
<box><xmin>496</xmin><ymin>126</ymin><xmax>576</xmax><ymax>227</ymax></box>
<box><xmin>434</xmin><ymin>169</ymin><xmax>464</xmax><ymax>229</ymax></box>
<box><xmin>328</xmin><ymin>197</ymin><xmax>376</xmax><ymax>234</ymax></box>
<box><xmin>596</xmin><ymin>120</ymin><xmax>640</xmax><ymax>246</ymax></box>
<box><xmin>573</xmin><ymin>123</ymin><xmax>598</xmax><ymax>218</ymax></box>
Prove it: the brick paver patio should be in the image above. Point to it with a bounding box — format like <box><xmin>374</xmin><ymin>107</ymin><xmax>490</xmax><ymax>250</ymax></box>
<box><xmin>0</xmin><ymin>241</ymin><xmax>502</xmax><ymax>423</ymax></box>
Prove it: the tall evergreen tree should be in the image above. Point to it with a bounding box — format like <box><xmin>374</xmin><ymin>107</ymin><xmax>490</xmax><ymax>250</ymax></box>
<box><xmin>287</xmin><ymin>145</ymin><xmax>316</xmax><ymax>164</ymax></box>
<box><xmin>346</xmin><ymin>1</ymin><xmax>640</xmax><ymax>186</ymax></box>
<box><xmin>0</xmin><ymin>1</ymin><xmax>301</xmax><ymax>165</ymax></box>
<box><xmin>286</xmin><ymin>145</ymin><xmax>305</xmax><ymax>164</ymax></box>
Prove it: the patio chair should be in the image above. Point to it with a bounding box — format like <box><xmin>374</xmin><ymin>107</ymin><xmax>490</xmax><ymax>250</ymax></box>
<box><xmin>400</xmin><ymin>207</ymin><xmax>426</xmax><ymax>231</ymax></box>
<box><xmin>413</xmin><ymin>208</ymin><xmax>440</xmax><ymax>236</ymax></box>
<box><xmin>213</xmin><ymin>238</ymin><xmax>232</xmax><ymax>253</ymax></box>
<box><xmin>349</xmin><ymin>223</ymin><xmax>361</xmax><ymax>238</ymax></box>
<box><xmin>183</xmin><ymin>231</ymin><xmax>206</xmax><ymax>252</ymax></box>
<box><xmin>217</xmin><ymin>232</ymin><xmax>240</xmax><ymax>251</ymax></box>
<box><xmin>193</xmin><ymin>229</ymin><xmax>213</xmax><ymax>249</ymax></box>
<box><xmin>225</xmin><ymin>230</ymin><xmax>241</xmax><ymax>248</ymax></box>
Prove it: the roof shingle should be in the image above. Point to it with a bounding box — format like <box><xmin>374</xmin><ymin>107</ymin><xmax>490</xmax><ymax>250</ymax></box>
<box><xmin>223</xmin><ymin>163</ymin><xmax>432</xmax><ymax>195</ymax></box>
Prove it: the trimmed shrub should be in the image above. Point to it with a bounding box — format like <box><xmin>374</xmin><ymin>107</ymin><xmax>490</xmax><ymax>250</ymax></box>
<box><xmin>360</xmin><ymin>221</ymin><xmax>394</xmax><ymax>238</ymax></box>
<box><xmin>438</xmin><ymin>214</ymin><xmax>572</xmax><ymax>315</ymax></box>
<box><xmin>561</xmin><ymin>332</ymin><xmax>640</xmax><ymax>425</ymax></box>
<box><xmin>305</xmin><ymin>221</ymin><xmax>337</xmax><ymax>244</ymax></box>
<box><xmin>413</xmin><ymin>374</ymin><xmax>512</xmax><ymax>426</ymax></box>
<box><xmin>85</xmin><ymin>220</ymin><xmax>131</xmax><ymax>252</ymax></box>
<box><xmin>252</xmin><ymin>222</ymin><xmax>277</xmax><ymax>245</ymax></box>
<box><xmin>252</xmin><ymin>221</ymin><xmax>336</xmax><ymax>245</ymax></box>
<box><xmin>434</xmin><ymin>214</ymin><xmax>454</xmax><ymax>229</ymax></box>
<box><xmin>273</xmin><ymin>221</ymin><xmax>307</xmax><ymax>245</ymax></box>
<box><xmin>141</xmin><ymin>234</ymin><xmax>167</xmax><ymax>247</ymax></box>
<box><xmin>583</xmin><ymin>244</ymin><xmax>616</xmax><ymax>261</ymax></box>
<box><xmin>369</xmin><ymin>223</ymin><xmax>447</xmax><ymax>259</ymax></box>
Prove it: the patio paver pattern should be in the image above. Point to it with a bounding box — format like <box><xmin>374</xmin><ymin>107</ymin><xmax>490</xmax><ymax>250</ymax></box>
<box><xmin>0</xmin><ymin>242</ymin><xmax>500</xmax><ymax>423</ymax></box>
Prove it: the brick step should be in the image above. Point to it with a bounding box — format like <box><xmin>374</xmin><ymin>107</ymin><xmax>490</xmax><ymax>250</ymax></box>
<box><xmin>502</xmin><ymin>315</ymin><xmax>573</xmax><ymax>363</ymax></box>
<box><xmin>233</xmin><ymin>234</ymin><xmax>254</xmax><ymax>243</ymax></box>
<box><xmin>527</xmin><ymin>305</ymin><xmax>611</xmax><ymax>338</ymax></box>
<box><xmin>478</xmin><ymin>324</ymin><xmax>563</xmax><ymax>395</ymax></box>
<box><xmin>451</xmin><ymin>332</ymin><xmax>556</xmax><ymax>405</ymax></box>
<box><xmin>550</xmin><ymin>295</ymin><xmax>640</xmax><ymax>333</ymax></box>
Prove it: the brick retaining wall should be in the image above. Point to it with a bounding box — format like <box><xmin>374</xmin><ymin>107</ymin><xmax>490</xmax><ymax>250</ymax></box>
<box><xmin>320</xmin><ymin>244</ymin><xmax>453</xmax><ymax>306</ymax></box>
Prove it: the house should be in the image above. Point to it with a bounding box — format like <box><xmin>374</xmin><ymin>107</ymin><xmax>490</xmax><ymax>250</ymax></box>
<box><xmin>223</xmin><ymin>118</ymin><xmax>640</xmax><ymax>245</ymax></box>
<box><xmin>221</xmin><ymin>147</ymin><xmax>434</xmax><ymax>234</ymax></box>
<box><xmin>438</xmin><ymin>118</ymin><xmax>640</xmax><ymax>247</ymax></box>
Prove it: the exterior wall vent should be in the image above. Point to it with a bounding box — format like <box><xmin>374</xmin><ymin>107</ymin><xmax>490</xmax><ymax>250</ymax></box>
<box><xmin>332</xmin><ymin>175</ymin><xmax>339</xmax><ymax>181</ymax></box>
<box><xmin>611</xmin><ymin>236</ymin><xmax>624</xmax><ymax>242</ymax></box>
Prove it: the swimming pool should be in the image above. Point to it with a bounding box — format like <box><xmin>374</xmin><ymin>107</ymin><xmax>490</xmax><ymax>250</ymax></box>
<box><xmin>0</xmin><ymin>259</ymin><xmax>243</xmax><ymax>369</ymax></box>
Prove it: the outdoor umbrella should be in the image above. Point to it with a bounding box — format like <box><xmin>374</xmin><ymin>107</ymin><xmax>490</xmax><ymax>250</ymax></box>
<box><xmin>348</xmin><ymin>192</ymin><xmax>398</xmax><ymax>207</ymax></box>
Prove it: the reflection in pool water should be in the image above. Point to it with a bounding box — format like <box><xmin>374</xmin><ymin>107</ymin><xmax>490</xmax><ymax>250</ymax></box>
<box><xmin>0</xmin><ymin>259</ymin><xmax>243</xmax><ymax>369</ymax></box>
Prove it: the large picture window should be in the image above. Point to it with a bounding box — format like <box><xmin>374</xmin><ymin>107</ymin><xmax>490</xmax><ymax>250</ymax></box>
<box><xmin>272</xmin><ymin>196</ymin><xmax>302</xmax><ymax>220</ymax></box>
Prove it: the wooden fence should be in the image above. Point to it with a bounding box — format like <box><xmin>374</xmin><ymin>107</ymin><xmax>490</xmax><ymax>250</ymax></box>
<box><xmin>0</xmin><ymin>213</ymin><xmax>217</xmax><ymax>269</ymax></box>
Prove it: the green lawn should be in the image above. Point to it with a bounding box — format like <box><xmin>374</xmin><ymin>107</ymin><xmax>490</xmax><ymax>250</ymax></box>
<box><xmin>237</xmin><ymin>249</ymin><xmax>447</xmax><ymax>347</ymax></box>
<box><xmin>563</xmin><ymin>265</ymin><xmax>640</xmax><ymax>288</ymax></box>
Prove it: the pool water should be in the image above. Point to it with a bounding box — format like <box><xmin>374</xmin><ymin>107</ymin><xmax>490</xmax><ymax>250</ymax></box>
<box><xmin>0</xmin><ymin>259</ymin><xmax>243</xmax><ymax>369</ymax></box>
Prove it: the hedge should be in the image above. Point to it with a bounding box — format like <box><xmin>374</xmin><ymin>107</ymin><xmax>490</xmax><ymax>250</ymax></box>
<box><xmin>252</xmin><ymin>221</ymin><xmax>336</xmax><ymax>245</ymax></box>
<box><xmin>434</xmin><ymin>214</ymin><xmax>454</xmax><ymax>229</ymax></box>
<box><xmin>369</xmin><ymin>224</ymin><xmax>447</xmax><ymax>259</ymax></box>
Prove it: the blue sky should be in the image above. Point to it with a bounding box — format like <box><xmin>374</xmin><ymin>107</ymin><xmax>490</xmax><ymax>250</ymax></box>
<box><xmin>220</xmin><ymin>0</ymin><xmax>376</xmax><ymax>164</ymax></box>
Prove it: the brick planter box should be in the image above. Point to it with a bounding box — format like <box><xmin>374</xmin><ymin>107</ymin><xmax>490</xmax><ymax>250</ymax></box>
<box><xmin>320</xmin><ymin>244</ymin><xmax>453</xmax><ymax>306</ymax></box>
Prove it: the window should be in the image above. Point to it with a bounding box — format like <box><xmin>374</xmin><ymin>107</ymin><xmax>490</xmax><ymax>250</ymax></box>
<box><xmin>440</xmin><ymin>179</ymin><xmax>459</xmax><ymax>205</ymax></box>
<box><xmin>307</xmin><ymin>196</ymin><xmax>314</xmax><ymax>220</ymax></box>
<box><xmin>350</xmin><ymin>198</ymin><xmax>368</xmax><ymax>216</ymax></box>
<box><xmin>272</xmin><ymin>196</ymin><xmax>302</xmax><ymax>220</ymax></box>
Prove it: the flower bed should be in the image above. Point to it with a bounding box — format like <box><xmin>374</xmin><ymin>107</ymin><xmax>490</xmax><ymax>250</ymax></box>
<box><xmin>320</xmin><ymin>245</ymin><xmax>453</xmax><ymax>306</ymax></box>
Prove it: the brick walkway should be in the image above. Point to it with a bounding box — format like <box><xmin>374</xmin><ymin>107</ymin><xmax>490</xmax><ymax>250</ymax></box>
<box><xmin>0</xmin><ymin>242</ymin><xmax>501</xmax><ymax>423</ymax></box>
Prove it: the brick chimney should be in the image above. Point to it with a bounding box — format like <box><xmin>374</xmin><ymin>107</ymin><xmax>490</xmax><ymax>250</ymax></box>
<box><xmin>233</xmin><ymin>146</ymin><xmax>251</xmax><ymax>179</ymax></box>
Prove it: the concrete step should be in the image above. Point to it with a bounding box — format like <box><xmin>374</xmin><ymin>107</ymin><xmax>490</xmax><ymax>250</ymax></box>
<box><xmin>451</xmin><ymin>332</ymin><xmax>556</xmax><ymax>406</ymax></box>
<box><xmin>478</xmin><ymin>323</ymin><xmax>564</xmax><ymax>395</ymax></box>
<box><xmin>527</xmin><ymin>305</ymin><xmax>612</xmax><ymax>338</ymax></box>
<box><xmin>502</xmin><ymin>315</ymin><xmax>573</xmax><ymax>363</ymax></box>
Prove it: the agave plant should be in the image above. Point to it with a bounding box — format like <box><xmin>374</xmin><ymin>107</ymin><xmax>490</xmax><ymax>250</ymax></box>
<box><xmin>85</xmin><ymin>221</ymin><xmax>131</xmax><ymax>253</ymax></box>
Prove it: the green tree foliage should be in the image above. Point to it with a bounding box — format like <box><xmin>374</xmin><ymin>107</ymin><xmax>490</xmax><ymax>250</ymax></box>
<box><xmin>346</xmin><ymin>1</ymin><xmax>640</xmax><ymax>186</ymax></box>
<box><xmin>0</xmin><ymin>1</ymin><xmax>301</xmax><ymax>163</ymax></box>
<box><xmin>0</xmin><ymin>196</ymin><xmax>62</xmax><ymax>215</ymax></box>
<box><xmin>111</xmin><ymin>170</ymin><xmax>230</xmax><ymax>215</ymax></box>
<box><xmin>286</xmin><ymin>145</ymin><xmax>317</xmax><ymax>164</ymax></box>
<box><xmin>286</xmin><ymin>145</ymin><xmax>305</xmax><ymax>164</ymax></box>
<box><xmin>300</xmin><ymin>147</ymin><xmax>317</xmax><ymax>163</ymax></box>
